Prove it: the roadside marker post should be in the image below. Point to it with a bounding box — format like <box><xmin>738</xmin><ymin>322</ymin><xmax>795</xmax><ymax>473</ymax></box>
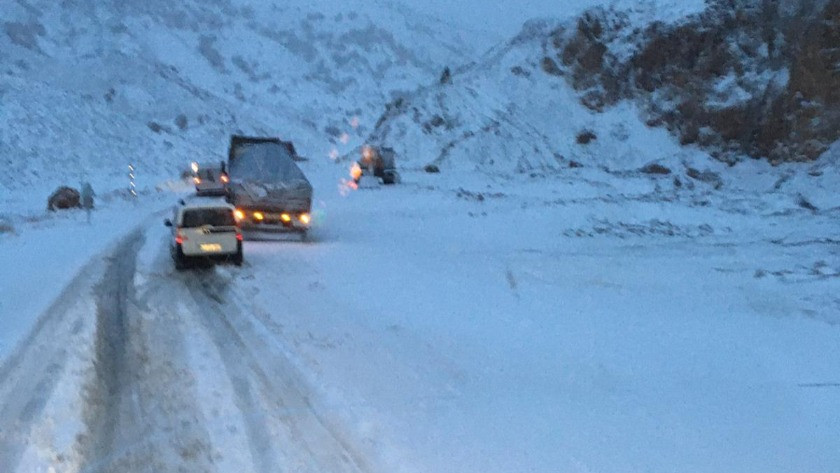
<box><xmin>129</xmin><ymin>164</ymin><xmax>137</xmax><ymax>199</ymax></box>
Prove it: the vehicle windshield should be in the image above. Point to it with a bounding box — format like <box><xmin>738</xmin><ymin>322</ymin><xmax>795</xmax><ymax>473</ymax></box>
<box><xmin>182</xmin><ymin>208</ymin><xmax>235</xmax><ymax>227</ymax></box>
<box><xmin>229</xmin><ymin>142</ymin><xmax>308</xmax><ymax>183</ymax></box>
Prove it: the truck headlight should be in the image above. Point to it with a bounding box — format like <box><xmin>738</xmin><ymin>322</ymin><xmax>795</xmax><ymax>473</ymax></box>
<box><xmin>299</xmin><ymin>213</ymin><xmax>311</xmax><ymax>224</ymax></box>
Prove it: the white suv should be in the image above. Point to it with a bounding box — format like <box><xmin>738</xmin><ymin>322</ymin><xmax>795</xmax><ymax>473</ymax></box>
<box><xmin>165</xmin><ymin>202</ymin><xmax>243</xmax><ymax>269</ymax></box>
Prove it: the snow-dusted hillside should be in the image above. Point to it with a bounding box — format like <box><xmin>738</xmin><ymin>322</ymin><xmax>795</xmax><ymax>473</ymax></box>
<box><xmin>0</xmin><ymin>0</ymin><xmax>493</xmax><ymax>194</ymax></box>
<box><xmin>362</xmin><ymin>2</ymin><xmax>710</xmax><ymax>174</ymax></box>
<box><xmin>364</xmin><ymin>0</ymin><xmax>840</xmax><ymax>172</ymax></box>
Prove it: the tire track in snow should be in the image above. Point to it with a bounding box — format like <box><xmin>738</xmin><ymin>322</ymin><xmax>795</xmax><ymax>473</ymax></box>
<box><xmin>77</xmin><ymin>232</ymin><xmax>217</xmax><ymax>473</ymax></box>
<box><xmin>0</xmin><ymin>236</ymin><xmax>111</xmax><ymax>472</ymax></box>
<box><xmin>78</xmin><ymin>232</ymin><xmax>143</xmax><ymax>471</ymax></box>
<box><xmin>184</xmin><ymin>271</ymin><xmax>374</xmax><ymax>473</ymax></box>
<box><xmin>1</xmin><ymin>224</ymin><xmax>379</xmax><ymax>473</ymax></box>
<box><xmin>182</xmin><ymin>272</ymin><xmax>282</xmax><ymax>473</ymax></box>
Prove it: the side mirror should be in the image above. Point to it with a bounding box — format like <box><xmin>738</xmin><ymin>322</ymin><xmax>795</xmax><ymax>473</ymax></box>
<box><xmin>164</xmin><ymin>219</ymin><xmax>172</xmax><ymax>227</ymax></box>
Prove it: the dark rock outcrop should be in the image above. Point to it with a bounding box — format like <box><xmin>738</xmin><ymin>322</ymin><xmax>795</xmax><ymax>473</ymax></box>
<box><xmin>47</xmin><ymin>186</ymin><xmax>81</xmax><ymax>211</ymax></box>
<box><xmin>543</xmin><ymin>0</ymin><xmax>840</xmax><ymax>163</ymax></box>
<box><xmin>640</xmin><ymin>163</ymin><xmax>672</xmax><ymax>175</ymax></box>
<box><xmin>576</xmin><ymin>130</ymin><xmax>598</xmax><ymax>144</ymax></box>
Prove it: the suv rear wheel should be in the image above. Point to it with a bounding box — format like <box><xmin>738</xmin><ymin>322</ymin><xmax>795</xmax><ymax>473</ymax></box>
<box><xmin>174</xmin><ymin>251</ymin><xmax>188</xmax><ymax>270</ymax></box>
<box><xmin>232</xmin><ymin>243</ymin><xmax>243</xmax><ymax>266</ymax></box>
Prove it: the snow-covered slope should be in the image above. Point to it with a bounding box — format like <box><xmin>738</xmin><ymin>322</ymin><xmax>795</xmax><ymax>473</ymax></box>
<box><xmin>363</xmin><ymin>3</ymin><xmax>709</xmax><ymax>174</ymax></box>
<box><xmin>0</xmin><ymin>0</ymin><xmax>494</xmax><ymax>194</ymax></box>
<box><xmin>364</xmin><ymin>0</ymin><xmax>840</xmax><ymax>173</ymax></box>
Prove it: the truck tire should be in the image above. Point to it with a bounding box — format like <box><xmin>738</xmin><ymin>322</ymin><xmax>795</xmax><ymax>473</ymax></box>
<box><xmin>382</xmin><ymin>171</ymin><xmax>400</xmax><ymax>185</ymax></box>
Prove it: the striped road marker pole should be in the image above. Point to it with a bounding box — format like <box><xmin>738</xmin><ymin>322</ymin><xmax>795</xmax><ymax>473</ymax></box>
<box><xmin>129</xmin><ymin>164</ymin><xmax>137</xmax><ymax>197</ymax></box>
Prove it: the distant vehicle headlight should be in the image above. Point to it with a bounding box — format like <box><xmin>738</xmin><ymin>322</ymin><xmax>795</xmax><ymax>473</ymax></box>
<box><xmin>299</xmin><ymin>213</ymin><xmax>311</xmax><ymax>224</ymax></box>
<box><xmin>253</xmin><ymin>211</ymin><xmax>265</xmax><ymax>221</ymax></box>
<box><xmin>350</xmin><ymin>162</ymin><xmax>363</xmax><ymax>181</ymax></box>
<box><xmin>281</xmin><ymin>213</ymin><xmax>292</xmax><ymax>223</ymax></box>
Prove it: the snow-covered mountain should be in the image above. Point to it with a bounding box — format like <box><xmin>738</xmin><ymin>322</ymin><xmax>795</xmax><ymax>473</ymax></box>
<box><xmin>550</xmin><ymin>0</ymin><xmax>840</xmax><ymax>164</ymax></box>
<box><xmin>361</xmin><ymin>4</ymin><xmax>705</xmax><ymax>174</ymax></box>
<box><xmin>0</xmin><ymin>0</ymin><xmax>494</xmax><ymax>192</ymax></box>
<box><xmin>2</xmin><ymin>0</ymin><xmax>837</xmax><ymax>197</ymax></box>
<box><xmin>364</xmin><ymin>0</ymin><xmax>840</xmax><ymax>172</ymax></box>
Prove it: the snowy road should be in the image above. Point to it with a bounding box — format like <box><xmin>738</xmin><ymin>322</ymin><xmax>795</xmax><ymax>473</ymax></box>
<box><xmin>0</xmin><ymin>223</ymin><xmax>376</xmax><ymax>473</ymax></box>
<box><xmin>1</xmin><ymin>166</ymin><xmax>840</xmax><ymax>473</ymax></box>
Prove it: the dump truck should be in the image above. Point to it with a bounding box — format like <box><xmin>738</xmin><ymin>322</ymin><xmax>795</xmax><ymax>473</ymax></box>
<box><xmin>226</xmin><ymin>135</ymin><xmax>313</xmax><ymax>237</ymax></box>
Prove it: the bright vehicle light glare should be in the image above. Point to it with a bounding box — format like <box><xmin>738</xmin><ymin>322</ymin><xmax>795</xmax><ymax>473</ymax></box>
<box><xmin>234</xmin><ymin>209</ymin><xmax>245</xmax><ymax>221</ymax></box>
<box><xmin>280</xmin><ymin>213</ymin><xmax>291</xmax><ymax>223</ymax></box>
<box><xmin>253</xmin><ymin>211</ymin><xmax>265</xmax><ymax>221</ymax></box>
<box><xmin>350</xmin><ymin>163</ymin><xmax>362</xmax><ymax>181</ymax></box>
<box><xmin>299</xmin><ymin>213</ymin><xmax>311</xmax><ymax>224</ymax></box>
<box><xmin>193</xmin><ymin>177</ymin><xmax>201</xmax><ymax>185</ymax></box>
<box><xmin>191</xmin><ymin>162</ymin><xmax>199</xmax><ymax>173</ymax></box>
<box><xmin>221</xmin><ymin>174</ymin><xmax>230</xmax><ymax>183</ymax></box>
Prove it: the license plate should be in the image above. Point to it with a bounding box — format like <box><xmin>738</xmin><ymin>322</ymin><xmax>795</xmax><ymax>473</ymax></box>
<box><xmin>200</xmin><ymin>243</ymin><xmax>222</xmax><ymax>252</ymax></box>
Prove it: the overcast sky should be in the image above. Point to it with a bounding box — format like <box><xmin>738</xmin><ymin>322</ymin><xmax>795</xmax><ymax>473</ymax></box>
<box><xmin>407</xmin><ymin>0</ymin><xmax>610</xmax><ymax>37</ymax></box>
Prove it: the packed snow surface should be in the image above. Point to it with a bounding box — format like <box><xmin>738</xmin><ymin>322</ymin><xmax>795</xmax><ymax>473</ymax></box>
<box><xmin>2</xmin><ymin>156</ymin><xmax>840</xmax><ymax>472</ymax></box>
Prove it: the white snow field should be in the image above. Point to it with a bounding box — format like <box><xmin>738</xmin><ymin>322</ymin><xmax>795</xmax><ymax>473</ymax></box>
<box><xmin>2</xmin><ymin>154</ymin><xmax>839</xmax><ymax>472</ymax></box>
<box><xmin>1</xmin><ymin>0</ymin><xmax>839</xmax><ymax>472</ymax></box>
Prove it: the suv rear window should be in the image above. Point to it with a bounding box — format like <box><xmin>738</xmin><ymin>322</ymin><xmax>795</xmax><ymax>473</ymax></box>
<box><xmin>182</xmin><ymin>208</ymin><xmax>236</xmax><ymax>228</ymax></box>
